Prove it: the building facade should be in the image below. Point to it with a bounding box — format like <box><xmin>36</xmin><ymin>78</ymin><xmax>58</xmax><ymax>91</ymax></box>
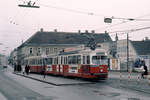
<box><xmin>14</xmin><ymin>29</ymin><xmax>112</xmax><ymax>66</ymax></box>
<box><xmin>116</xmin><ymin>39</ymin><xmax>150</xmax><ymax>71</ymax></box>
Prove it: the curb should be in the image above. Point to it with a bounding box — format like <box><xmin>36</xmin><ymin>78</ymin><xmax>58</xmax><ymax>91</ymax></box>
<box><xmin>13</xmin><ymin>72</ymin><xmax>60</xmax><ymax>86</ymax></box>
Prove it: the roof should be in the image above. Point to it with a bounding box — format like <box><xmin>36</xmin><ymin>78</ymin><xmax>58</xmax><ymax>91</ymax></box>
<box><xmin>131</xmin><ymin>40</ymin><xmax>150</xmax><ymax>55</ymax></box>
<box><xmin>21</xmin><ymin>31</ymin><xmax>112</xmax><ymax>47</ymax></box>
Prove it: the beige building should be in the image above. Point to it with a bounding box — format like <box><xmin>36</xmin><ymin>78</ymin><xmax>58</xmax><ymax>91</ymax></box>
<box><xmin>15</xmin><ymin>29</ymin><xmax>112</xmax><ymax>66</ymax></box>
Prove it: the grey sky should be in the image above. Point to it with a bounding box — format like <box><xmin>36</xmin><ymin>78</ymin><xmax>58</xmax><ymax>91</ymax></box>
<box><xmin>0</xmin><ymin>0</ymin><xmax>150</xmax><ymax>54</ymax></box>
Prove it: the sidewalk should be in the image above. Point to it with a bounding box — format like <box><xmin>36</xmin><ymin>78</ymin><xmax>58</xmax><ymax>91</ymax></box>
<box><xmin>13</xmin><ymin>72</ymin><xmax>94</xmax><ymax>86</ymax></box>
<box><xmin>108</xmin><ymin>71</ymin><xmax>150</xmax><ymax>94</ymax></box>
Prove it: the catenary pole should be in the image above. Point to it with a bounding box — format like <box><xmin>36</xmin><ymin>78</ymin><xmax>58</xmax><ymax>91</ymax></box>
<box><xmin>127</xmin><ymin>33</ymin><xmax>129</xmax><ymax>72</ymax></box>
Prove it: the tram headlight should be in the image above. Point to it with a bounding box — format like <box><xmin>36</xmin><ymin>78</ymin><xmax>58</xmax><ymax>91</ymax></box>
<box><xmin>100</xmin><ymin>69</ymin><xmax>103</xmax><ymax>72</ymax></box>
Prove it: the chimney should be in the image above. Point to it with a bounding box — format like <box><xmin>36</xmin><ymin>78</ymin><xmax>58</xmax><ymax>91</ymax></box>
<box><xmin>104</xmin><ymin>31</ymin><xmax>108</xmax><ymax>34</ymax></box>
<box><xmin>40</xmin><ymin>28</ymin><xmax>43</xmax><ymax>32</ymax></box>
<box><xmin>85</xmin><ymin>30</ymin><xmax>88</xmax><ymax>33</ymax></box>
<box><xmin>91</xmin><ymin>30</ymin><xmax>95</xmax><ymax>33</ymax></box>
<box><xmin>54</xmin><ymin>29</ymin><xmax>57</xmax><ymax>32</ymax></box>
<box><xmin>78</xmin><ymin>30</ymin><xmax>81</xmax><ymax>33</ymax></box>
<box><xmin>145</xmin><ymin>37</ymin><xmax>149</xmax><ymax>41</ymax></box>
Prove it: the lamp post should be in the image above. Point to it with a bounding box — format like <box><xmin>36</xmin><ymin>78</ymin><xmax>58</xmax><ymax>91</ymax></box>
<box><xmin>104</xmin><ymin>17</ymin><xmax>130</xmax><ymax>72</ymax></box>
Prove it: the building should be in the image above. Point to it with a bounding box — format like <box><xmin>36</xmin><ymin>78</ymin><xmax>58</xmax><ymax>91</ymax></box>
<box><xmin>131</xmin><ymin>40</ymin><xmax>150</xmax><ymax>70</ymax></box>
<box><xmin>116</xmin><ymin>39</ymin><xmax>150</xmax><ymax>71</ymax></box>
<box><xmin>9</xmin><ymin>48</ymin><xmax>17</xmax><ymax>66</ymax></box>
<box><xmin>15</xmin><ymin>29</ymin><xmax>112</xmax><ymax>66</ymax></box>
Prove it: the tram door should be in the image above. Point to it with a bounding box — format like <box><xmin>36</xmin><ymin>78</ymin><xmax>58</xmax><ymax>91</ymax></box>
<box><xmin>82</xmin><ymin>56</ymin><xmax>90</xmax><ymax>73</ymax></box>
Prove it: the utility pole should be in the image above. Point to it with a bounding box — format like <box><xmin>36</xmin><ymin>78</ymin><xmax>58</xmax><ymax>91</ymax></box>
<box><xmin>127</xmin><ymin>33</ymin><xmax>129</xmax><ymax>72</ymax></box>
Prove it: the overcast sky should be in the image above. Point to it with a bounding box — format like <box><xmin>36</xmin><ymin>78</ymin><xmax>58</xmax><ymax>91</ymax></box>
<box><xmin>0</xmin><ymin>0</ymin><xmax>150</xmax><ymax>54</ymax></box>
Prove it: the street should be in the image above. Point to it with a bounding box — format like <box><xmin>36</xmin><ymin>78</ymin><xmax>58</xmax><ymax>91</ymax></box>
<box><xmin>1</xmin><ymin>0</ymin><xmax>150</xmax><ymax>100</ymax></box>
<box><xmin>0</xmin><ymin>66</ymin><xmax>149</xmax><ymax>100</ymax></box>
<box><xmin>0</xmin><ymin>66</ymin><xmax>53</xmax><ymax>100</ymax></box>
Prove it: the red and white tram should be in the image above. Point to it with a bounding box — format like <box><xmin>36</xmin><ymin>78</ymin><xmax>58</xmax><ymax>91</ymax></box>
<box><xmin>24</xmin><ymin>48</ymin><xmax>108</xmax><ymax>80</ymax></box>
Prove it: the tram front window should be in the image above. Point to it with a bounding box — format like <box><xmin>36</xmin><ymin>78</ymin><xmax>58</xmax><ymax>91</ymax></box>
<box><xmin>92</xmin><ymin>56</ymin><xmax>107</xmax><ymax>65</ymax></box>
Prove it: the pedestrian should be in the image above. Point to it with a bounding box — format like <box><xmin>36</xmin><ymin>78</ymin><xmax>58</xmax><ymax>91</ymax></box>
<box><xmin>42</xmin><ymin>65</ymin><xmax>46</xmax><ymax>79</ymax></box>
<box><xmin>25</xmin><ymin>65</ymin><xmax>28</xmax><ymax>75</ymax></box>
<box><xmin>14</xmin><ymin>63</ymin><xmax>17</xmax><ymax>72</ymax></box>
<box><xmin>142</xmin><ymin>64</ymin><xmax>148</xmax><ymax>79</ymax></box>
<box><xmin>22</xmin><ymin>64</ymin><xmax>25</xmax><ymax>75</ymax></box>
<box><xmin>27</xmin><ymin>65</ymin><xmax>30</xmax><ymax>75</ymax></box>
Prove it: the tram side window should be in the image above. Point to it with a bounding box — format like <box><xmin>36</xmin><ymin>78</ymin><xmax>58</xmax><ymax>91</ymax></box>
<box><xmin>77</xmin><ymin>55</ymin><xmax>81</xmax><ymax>64</ymax></box>
<box><xmin>83</xmin><ymin>56</ymin><xmax>85</xmax><ymax>64</ymax></box>
<box><xmin>65</xmin><ymin>57</ymin><xmax>68</xmax><ymax>64</ymax></box>
<box><xmin>47</xmin><ymin>58</ymin><xmax>52</xmax><ymax>64</ymax></box>
<box><xmin>68</xmin><ymin>56</ymin><xmax>72</xmax><ymax>64</ymax></box>
<box><xmin>54</xmin><ymin>58</ymin><xmax>56</xmax><ymax>64</ymax></box>
<box><xmin>57</xmin><ymin>57</ymin><xmax>58</xmax><ymax>64</ymax></box>
<box><xmin>66</xmin><ymin>57</ymin><xmax>68</xmax><ymax>64</ymax></box>
<box><xmin>31</xmin><ymin>59</ymin><xmax>36</xmax><ymax>65</ymax></box>
<box><xmin>54</xmin><ymin>57</ymin><xmax>58</xmax><ymax>64</ymax></box>
<box><xmin>63</xmin><ymin>57</ymin><xmax>66</xmax><ymax>64</ymax></box>
<box><xmin>29</xmin><ymin>60</ymin><xmax>32</xmax><ymax>65</ymax></box>
<box><xmin>61</xmin><ymin>56</ymin><xmax>63</xmax><ymax>64</ymax></box>
<box><xmin>72</xmin><ymin>56</ymin><xmax>77</xmax><ymax>64</ymax></box>
<box><xmin>40</xmin><ymin>59</ymin><xmax>42</xmax><ymax>65</ymax></box>
<box><xmin>87</xmin><ymin>55</ymin><xmax>90</xmax><ymax>64</ymax></box>
<box><xmin>68</xmin><ymin>55</ymin><xmax>81</xmax><ymax>64</ymax></box>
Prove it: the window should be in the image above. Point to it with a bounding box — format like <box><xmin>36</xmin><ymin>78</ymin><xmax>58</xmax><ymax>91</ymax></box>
<box><xmin>68</xmin><ymin>55</ymin><xmax>81</xmax><ymax>64</ymax></box>
<box><xmin>92</xmin><ymin>56</ymin><xmax>107</xmax><ymax>65</ymax></box>
<box><xmin>46</xmin><ymin>58</ymin><xmax>53</xmax><ymax>64</ymax></box>
<box><xmin>83</xmin><ymin>56</ymin><xmax>85</xmax><ymax>64</ymax></box>
<box><xmin>38</xmin><ymin>48</ymin><xmax>41</xmax><ymax>54</ymax></box>
<box><xmin>65</xmin><ymin>57</ymin><xmax>68</xmax><ymax>64</ymax></box>
<box><xmin>53</xmin><ymin>57</ymin><xmax>58</xmax><ymax>64</ymax></box>
<box><xmin>87</xmin><ymin>55</ymin><xmax>90</xmax><ymax>64</ymax></box>
<box><xmin>29</xmin><ymin>48</ymin><xmax>33</xmax><ymax>54</ymax></box>
<box><xmin>77</xmin><ymin>55</ymin><xmax>81</xmax><ymax>64</ymax></box>
<box><xmin>72</xmin><ymin>56</ymin><xmax>77</xmax><ymax>64</ymax></box>
<box><xmin>64</xmin><ymin>57</ymin><xmax>66</xmax><ymax>64</ymax></box>
<box><xmin>61</xmin><ymin>56</ymin><xmax>63</xmax><ymax>64</ymax></box>
<box><xmin>46</xmin><ymin>48</ymin><xmax>49</xmax><ymax>55</ymax></box>
<box><xmin>54</xmin><ymin>48</ymin><xmax>58</xmax><ymax>53</ymax></box>
<box><xmin>68</xmin><ymin>56</ymin><xmax>72</xmax><ymax>64</ymax></box>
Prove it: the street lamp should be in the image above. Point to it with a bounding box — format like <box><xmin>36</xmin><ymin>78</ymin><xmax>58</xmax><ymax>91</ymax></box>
<box><xmin>104</xmin><ymin>17</ymin><xmax>130</xmax><ymax>72</ymax></box>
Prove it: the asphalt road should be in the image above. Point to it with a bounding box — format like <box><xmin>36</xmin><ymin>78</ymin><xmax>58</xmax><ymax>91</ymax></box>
<box><xmin>1</xmin><ymin>66</ymin><xmax>150</xmax><ymax>100</ymax></box>
<box><xmin>0</xmin><ymin>67</ymin><xmax>53</xmax><ymax>100</ymax></box>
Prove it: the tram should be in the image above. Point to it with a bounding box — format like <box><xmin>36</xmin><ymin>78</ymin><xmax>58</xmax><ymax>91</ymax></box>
<box><xmin>24</xmin><ymin>48</ymin><xmax>108</xmax><ymax>80</ymax></box>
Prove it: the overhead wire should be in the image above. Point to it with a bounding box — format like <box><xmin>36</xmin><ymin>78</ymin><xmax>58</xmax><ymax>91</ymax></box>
<box><xmin>108</xmin><ymin>26</ymin><xmax>150</xmax><ymax>34</ymax></box>
<box><xmin>39</xmin><ymin>3</ymin><xmax>104</xmax><ymax>17</ymax></box>
<box><xmin>17</xmin><ymin>0</ymin><xmax>150</xmax><ymax>36</ymax></box>
<box><xmin>94</xmin><ymin>12</ymin><xmax>150</xmax><ymax>32</ymax></box>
